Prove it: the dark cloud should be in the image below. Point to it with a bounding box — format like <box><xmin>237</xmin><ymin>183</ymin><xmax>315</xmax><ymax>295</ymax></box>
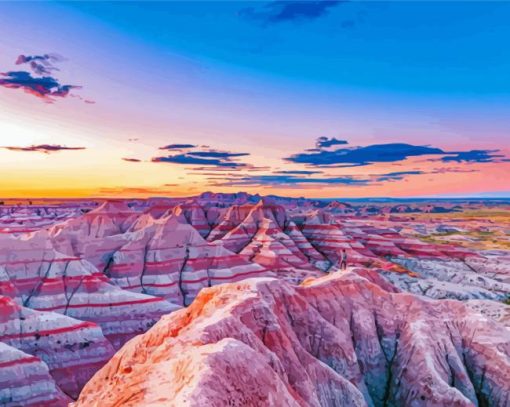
<box><xmin>286</xmin><ymin>143</ymin><xmax>445</xmax><ymax>167</ymax></box>
<box><xmin>0</xmin><ymin>71</ymin><xmax>80</xmax><ymax>102</ymax></box>
<box><xmin>152</xmin><ymin>146</ymin><xmax>251</xmax><ymax>169</ymax></box>
<box><xmin>152</xmin><ymin>154</ymin><xmax>246</xmax><ymax>168</ymax></box>
<box><xmin>276</xmin><ymin>170</ymin><xmax>323</xmax><ymax>175</ymax></box>
<box><xmin>439</xmin><ymin>150</ymin><xmax>505</xmax><ymax>164</ymax></box>
<box><xmin>289</xmin><ymin>139</ymin><xmax>509</xmax><ymax>168</ymax></box>
<box><xmin>241</xmin><ymin>1</ymin><xmax>345</xmax><ymax>25</ymax></box>
<box><xmin>316</xmin><ymin>137</ymin><xmax>348</xmax><ymax>148</ymax></box>
<box><xmin>122</xmin><ymin>157</ymin><xmax>142</xmax><ymax>163</ymax></box>
<box><xmin>1</xmin><ymin>53</ymin><xmax>89</xmax><ymax>103</ymax></box>
<box><xmin>159</xmin><ymin>144</ymin><xmax>197</xmax><ymax>150</ymax></box>
<box><xmin>2</xmin><ymin>144</ymin><xmax>86</xmax><ymax>153</ymax></box>
<box><xmin>187</xmin><ymin>151</ymin><xmax>250</xmax><ymax>159</ymax></box>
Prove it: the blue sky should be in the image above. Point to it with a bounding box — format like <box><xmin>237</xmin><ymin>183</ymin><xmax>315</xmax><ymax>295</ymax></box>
<box><xmin>0</xmin><ymin>1</ymin><xmax>509</xmax><ymax>198</ymax></box>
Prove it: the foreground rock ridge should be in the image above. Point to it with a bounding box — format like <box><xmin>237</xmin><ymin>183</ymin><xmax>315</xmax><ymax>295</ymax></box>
<box><xmin>0</xmin><ymin>193</ymin><xmax>509</xmax><ymax>405</ymax></box>
<box><xmin>74</xmin><ymin>272</ymin><xmax>510</xmax><ymax>407</ymax></box>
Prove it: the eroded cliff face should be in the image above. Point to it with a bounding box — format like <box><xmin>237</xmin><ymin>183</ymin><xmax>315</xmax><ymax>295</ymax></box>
<box><xmin>0</xmin><ymin>341</ymin><xmax>70</xmax><ymax>406</ymax></box>
<box><xmin>1</xmin><ymin>196</ymin><xmax>509</xmax><ymax>405</ymax></box>
<box><xmin>0</xmin><ymin>295</ymin><xmax>114</xmax><ymax>403</ymax></box>
<box><xmin>74</xmin><ymin>272</ymin><xmax>510</xmax><ymax>407</ymax></box>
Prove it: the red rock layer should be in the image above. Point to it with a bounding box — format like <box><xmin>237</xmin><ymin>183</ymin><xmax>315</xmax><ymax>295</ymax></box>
<box><xmin>0</xmin><ymin>231</ymin><xmax>176</xmax><ymax>350</ymax></box>
<box><xmin>0</xmin><ymin>295</ymin><xmax>114</xmax><ymax>399</ymax></box>
<box><xmin>0</xmin><ymin>342</ymin><xmax>70</xmax><ymax>406</ymax></box>
<box><xmin>107</xmin><ymin>209</ymin><xmax>269</xmax><ymax>305</ymax></box>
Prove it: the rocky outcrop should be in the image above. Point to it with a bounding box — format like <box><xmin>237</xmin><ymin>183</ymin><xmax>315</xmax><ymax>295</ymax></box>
<box><xmin>388</xmin><ymin>257</ymin><xmax>510</xmax><ymax>300</ymax></box>
<box><xmin>107</xmin><ymin>208</ymin><xmax>269</xmax><ymax>305</ymax></box>
<box><xmin>74</xmin><ymin>273</ymin><xmax>510</xmax><ymax>406</ymax></box>
<box><xmin>0</xmin><ymin>230</ymin><xmax>176</xmax><ymax>349</ymax></box>
<box><xmin>0</xmin><ymin>295</ymin><xmax>114</xmax><ymax>400</ymax></box>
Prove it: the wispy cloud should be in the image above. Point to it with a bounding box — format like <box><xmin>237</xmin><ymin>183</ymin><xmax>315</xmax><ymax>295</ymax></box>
<box><xmin>439</xmin><ymin>150</ymin><xmax>505</xmax><ymax>164</ymax></box>
<box><xmin>16</xmin><ymin>53</ymin><xmax>63</xmax><ymax>75</ymax></box>
<box><xmin>2</xmin><ymin>144</ymin><xmax>86</xmax><ymax>153</ymax></box>
<box><xmin>241</xmin><ymin>1</ymin><xmax>345</xmax><ymax>25</ymax></box>
<box><xmin>373</xmin><ymin>170</ymin><xmax>424</xmax><ymax>182</ymax></box>
<box><xmin>122</xmin><ymin>157</ymin><xmax>142</xmax><ymax>162</ymax></box>
<box><xmin>209</xmin><ymin>174</ymin><xmax>368</xmax><ymax>187</ymax></box>
<box><xmin>159</xmin><ymin>143</ymin><xmax>197</xmax><ymax>150</ymax></box>
<box><xmin>187</xmin><ymin>151</ymin><xmax>249</xmax><ymax>159</ymax></box>
<box><xmin>275</xmin><ymin>170</ymin><xmax>323</xmax><ymax>175</ymax></box>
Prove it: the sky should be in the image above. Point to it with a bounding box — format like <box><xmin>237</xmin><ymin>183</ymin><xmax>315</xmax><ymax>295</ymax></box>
<box><xmin>0</xmin><ymin>1</ymin><xmax>509</xmax><ymax>199</ymax></box>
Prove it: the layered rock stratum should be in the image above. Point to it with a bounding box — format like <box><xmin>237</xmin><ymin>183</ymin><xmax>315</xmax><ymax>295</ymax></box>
<box><xmin>0</xmin><ymin>194</ymin><xmax>509</xmax><ymax>405</ymax></box>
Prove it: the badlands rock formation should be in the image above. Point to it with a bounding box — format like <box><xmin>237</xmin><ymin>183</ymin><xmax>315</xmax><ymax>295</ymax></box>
<box><xmin>74</xmin><ymin>272</ymin><xmax>510</xmax><ymax>407</ymax></box>
<box><xmin>0</xmin><ymin>194</ymin><xmax>509</xmax><ymax>405</ymax></box>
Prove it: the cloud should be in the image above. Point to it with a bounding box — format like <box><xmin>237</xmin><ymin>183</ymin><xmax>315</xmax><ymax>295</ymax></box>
<box><xmin>16</xmin><ymin>54</ymin><xmax>62</xmax><ymax>65</ymax></box>
<box><xmin>316</xmin><ymin>137</ymin><xmax>348</xmax><ymax>148</ymax></box>
<box><xmin>193</xmin><ymin>164</ymin><xmax>270</xmax><ymax>174</ymax></box>
<box><xmin>1</xmin><ymin>53</ymin><xmax>89</xmax><ymax>103</ymax></box>
<box><xmin>152</xmin><ymin>146</ymin><xmax>250</xmax><ymax>169</ymax></box>
<box><xmin>152</xmin><ymin>154</ymin><xmax>246</xmax><ymax>168</ymax></box>
<box><xmin>430</xmin><ymin>167</ymin><xmax>479</xmax><ymax>174</ymax></box>
<box><xmin>241</xmin><ymin>1</ymin><xmax>345</xmax><ymax>25</ymax></box>
<box><xmin>16</xmin><ymin>53</ymin><xmax>63</xmax><ymax>75</ymax></box>
<box><xmin>373</xmin><ymin>170</ymin><xmax>424</xmax><ymax>182</ymax></box>
<box><xmin>288</xmin><ymin>138</ymin><xmax>510</xmax><ymax>168</ymax></box>
<box><xmin>209</xmin><ymin>174</ymin><xmax>368</xmax><ymax>187</ymax></box>
<box><xmin>2</xmin><ymin>144</ymin><xmax>86</xmax><ymax>153</ymax></box>
<box><xmin>439</xmin><ymin>150</ymin><xmax>505</xmax><ymax>164</ymax></box>
<box><xmin>191</xmin><ymin>166</ymin><xmax>245</xmax><ymax>173</ymax></box>
<box><xmin>187</xmin><ymin>151</ymin><xmax>250</xmax><ymax>159</ymax></box>
<box><xmin>122</xmin><ymin>157</ymin><xmax>142</xmax><ymax>162</ymax></box>
<box><xmin>286</xmin><ymin>143</ymin><xmax>445</xmax><ymax>167</ymax></box>
<box><xmin>0</xmin><ymin>71</ymin><xmax>80</xmax><ymax>102</ymax></box>
<box><xmin>159</xmin><ymin>144</ymin><xmax>197</xmax><ymax>150</ymax></box>
<box><xmin>275</xmin><ymin>170</ymin><xmax>323</xmax><ymax>175</ymax></box>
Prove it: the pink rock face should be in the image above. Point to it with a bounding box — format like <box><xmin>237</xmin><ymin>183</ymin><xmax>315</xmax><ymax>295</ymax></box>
<box><xmin>74</xmin><ymin>273</ymin><xmax>510</xmax><ymax>407</ymax></box>
<box><xmin>0</xmin><ymin>295</ymin><xmax>114</xmax><ymax>400</ymax></box>
<box><xmin>107</xmin><ymin>209</ymin><xmax>268</xmax><ymax>305</ymax></box>
<box><xmin>0</xmin><ymin>231</ymin><xmax>177</xmax><ymax>350</ymax></box>
<box><xmin>0</xmin><ymin>342</ymin><xmax>70</xmax><ymax>406</ymax></box>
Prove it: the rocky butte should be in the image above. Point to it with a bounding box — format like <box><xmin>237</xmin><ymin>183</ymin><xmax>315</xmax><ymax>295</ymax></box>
<box><xmin>0</xmin><ymin>193</ymin><xmax>508</xmax><ymax>406</ymax></box>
